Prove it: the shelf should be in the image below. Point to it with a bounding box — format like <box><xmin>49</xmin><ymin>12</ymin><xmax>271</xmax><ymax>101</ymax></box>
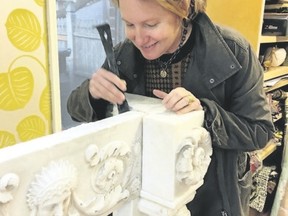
<box><xmin>265</xmin><ymin>3</ymin><xmax>288</xmax><ymax>10</ymax></box>
<box><xmin>257</xmin><ymin>140</ymin><xmax>279</xmax><ymax>161</ymax></box>
<box><xmin>264</xmin><ymin>77</ymin><xmax>288</xmax><ymax>92</ymax></box>
<box><xmin>264</xmin><ymin>66</ymin><xmax>288</xmax><ymax>81</ymax></box>
<box><xmin>260</xmin><ymin>35</ymin><xmax>288</xmax><ymax>43</ymax></box>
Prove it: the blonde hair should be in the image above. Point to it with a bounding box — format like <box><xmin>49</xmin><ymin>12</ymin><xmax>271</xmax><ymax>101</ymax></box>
<box><xmin>112</xmin><ymin>0</ymin><xmax>207</xmax><ymax>19</ymax></box>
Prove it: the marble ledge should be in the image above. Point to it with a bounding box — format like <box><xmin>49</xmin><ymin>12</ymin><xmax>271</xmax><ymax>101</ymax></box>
<box><xmin>126</xmin><ymin>93</ymin><xmax>205</xmax><ymax>126</ymax></box>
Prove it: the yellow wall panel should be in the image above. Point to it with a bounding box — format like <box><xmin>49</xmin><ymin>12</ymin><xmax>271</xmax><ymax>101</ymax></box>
<box><xmin>206</xmin><ymin>0</ymin><xmax>265</xmax><ymax>54</ymax></box>
<box><xmin>0</xmin><ymin>0</ymin><xmax>53</xmax><ymax>147</ymax></box>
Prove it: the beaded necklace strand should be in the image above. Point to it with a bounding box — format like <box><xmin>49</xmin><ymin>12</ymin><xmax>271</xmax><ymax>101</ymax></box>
<box><xmin>157</xmin><ymin>22</ymin><xmax>189</xmax><ymax>78</ymax></box>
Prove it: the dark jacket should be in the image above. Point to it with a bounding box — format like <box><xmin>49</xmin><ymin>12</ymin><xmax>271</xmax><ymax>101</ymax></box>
<box><xmin>67</xmin><ymin>13</ymin><xmax>274</xmax><ymax>216</ymax></box>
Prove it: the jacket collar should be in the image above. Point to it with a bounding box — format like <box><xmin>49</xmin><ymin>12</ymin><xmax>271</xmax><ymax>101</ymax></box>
<box><xmin>191</xmin><ymin>13</ymin><xmax>242</xmax><ymax>89</ymax></box>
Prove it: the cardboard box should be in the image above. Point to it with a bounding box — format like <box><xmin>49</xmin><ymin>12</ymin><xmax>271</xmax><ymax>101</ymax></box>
<box><xmin>262</xmin><ymin>13</ymin><xmax>288</xmax><ymax>36</ymax></box>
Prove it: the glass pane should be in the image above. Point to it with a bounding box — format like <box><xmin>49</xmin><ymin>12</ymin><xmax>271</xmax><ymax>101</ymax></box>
<box><xmin>56</xmin><ymin>0</ymin><xmax>124</xmax><ymax>129</ymax></box>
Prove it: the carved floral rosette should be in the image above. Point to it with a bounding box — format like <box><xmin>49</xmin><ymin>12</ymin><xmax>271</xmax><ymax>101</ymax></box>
<box><xmin>176</xmin><ymin>127</ymin><xmax>212</xmax><ymax>186</ymax></box>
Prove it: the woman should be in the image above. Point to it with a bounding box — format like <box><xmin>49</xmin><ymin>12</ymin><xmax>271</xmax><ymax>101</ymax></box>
<box><xmin>67</xmin><ymin>0</ymin><xmax>274</xmax><ymax>215</ymax></box>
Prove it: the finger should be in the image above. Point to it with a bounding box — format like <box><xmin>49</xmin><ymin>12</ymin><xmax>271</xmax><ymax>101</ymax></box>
<box><xmin>164</xmin><ymin>96</ymin><xmax>182</xmax><ymax>110</ymax></box>
<box><xmin>101</xmin><ymin>70</ymin><xmax>127</xmax><ymax>92</ymax></box>
<box><xmin>176</xmin><ymin>104</ymin><xmax>193</xmax><ymax>114</ymax></box>
<box><xmin>94</xmin><ymin>82</ymin><xmax>125</xmax><ymax>104</ymax></box>
<box><xmin>176</xmin><ymin>99</ymin><xmax>203</xmax><ymax>114</ymax></box>
<box><xmin>162</xmin><ymin>91</ymin><xmax>186</xmax><ymax>109</ymax></box>
<box><xmin>186</xmin><ymin>95</ymin><xmax>195</xmax><ymax>105</ymax></box>
<box><xmin>162</xmin><ymin>88</ymin><xmax>189</xmax><ymax>109</ymax></box>
<box><xmin>171</xmin><ymin>95</ymin><xmax>193</xmax><ymax>112</ymax></box>
<box><xmin>153</xmin><ymin>89</ymin><xmax>168</xmax><ymax>99</ymax></box>
<box><xmin>89</xmin><ymin>70</ymin><xmax>126</xmax><ymax>104</ymax></box>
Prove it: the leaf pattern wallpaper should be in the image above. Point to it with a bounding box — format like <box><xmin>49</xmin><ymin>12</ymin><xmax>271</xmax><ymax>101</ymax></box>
<box><xmin>0</xmin><ymin>0</ymin><xmax>52</xmax><ymax>148</ymax></box>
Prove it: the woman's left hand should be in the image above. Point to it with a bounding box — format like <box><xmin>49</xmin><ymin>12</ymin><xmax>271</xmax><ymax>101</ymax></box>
<box><xmin>153</xmin><ymin>87</ymin><xmax>203</xmax><ymax>114</ymax></box>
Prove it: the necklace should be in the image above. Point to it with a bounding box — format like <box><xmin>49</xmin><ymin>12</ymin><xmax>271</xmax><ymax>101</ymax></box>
<box><xmin>158</xmin><ymin>22</ymin><xmax>189</xmax><ymax>78</ymax></box>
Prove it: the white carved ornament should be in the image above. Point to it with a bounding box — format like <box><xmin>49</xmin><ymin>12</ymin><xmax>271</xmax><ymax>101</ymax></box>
<box><xmin>176</xmin><ymin>127</ymin><xmax>212</xmax><ymax>186</ymax></box>
<box><xmin>72</xmin><ymin>141</ymin><xmax>132</xmax><ymax>215</ymax></box>
<box><xmin>26</xmin><ymin>160</ymin><xmax>78</xmax><ymax>216</ymax></box>
<box><xmin>24</xmin><ymin>139</ymin><xmax>141</xmax><ymax>216</ymax></box>
<box><xmin>0</xmin><ymin>173</ymin><xmax>19</xmax><ymax>216</ymax></box>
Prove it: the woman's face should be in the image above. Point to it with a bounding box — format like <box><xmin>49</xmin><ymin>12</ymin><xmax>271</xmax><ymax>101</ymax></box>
<box><xmin>119</xmin><ymin>0</ymin><xmax>182</xmax><ymax>60</ymax></box>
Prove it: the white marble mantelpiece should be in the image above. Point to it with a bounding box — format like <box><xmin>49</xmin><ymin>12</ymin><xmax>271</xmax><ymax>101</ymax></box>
<box><xmin>0</xmin><ymin>94</ymin><xmax>212</xmax><ymax>216</ymax></box>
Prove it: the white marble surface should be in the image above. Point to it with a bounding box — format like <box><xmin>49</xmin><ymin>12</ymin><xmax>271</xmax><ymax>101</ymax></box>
<box><xmin>0</xmin><ymin>111</ymin><xmax>144</xmax><ymax>216</ymax></box>
<box><xmin>0</xmin><ymin>94</ymin><xmax>211</xmax><ymax>216</ymax></box>
<box><xmin>139</xmin><ymin>106</ymin><xmax>211</xmax><ymax>215</ymax></box>
<box><xmin>126</xmin><ymin>93</ymin><xmax>166</xmax><ymax>114</ymax></box>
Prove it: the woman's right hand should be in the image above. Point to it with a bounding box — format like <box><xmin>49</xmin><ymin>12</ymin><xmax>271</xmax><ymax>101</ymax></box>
<box><xmin>89</xmin><ymin>68</ymin><xmax>127</xmax><ymax>105</ymax></box>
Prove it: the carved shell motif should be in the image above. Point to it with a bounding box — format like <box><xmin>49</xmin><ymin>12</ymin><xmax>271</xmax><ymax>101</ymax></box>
<box><xmin>176</xmin><ymin>127</ymin><xmax>212</xmax><ymax>186</ymax></box>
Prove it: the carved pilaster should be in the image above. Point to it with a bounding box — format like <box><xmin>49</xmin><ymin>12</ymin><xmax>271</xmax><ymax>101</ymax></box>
<box><xmin>139</xmin><ymin>110</ymin><xmax>212</xmax><ymax>216</ymax></box>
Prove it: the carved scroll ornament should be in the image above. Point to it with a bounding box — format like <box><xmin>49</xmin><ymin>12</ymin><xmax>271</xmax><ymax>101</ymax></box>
<box><xmin>72</xmin><ymin>140</ymin><xmax>141</xmax><ymax>215</ymax></box>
